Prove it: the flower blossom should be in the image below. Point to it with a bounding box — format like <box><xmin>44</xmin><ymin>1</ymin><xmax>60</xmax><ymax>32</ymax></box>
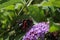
<box><xmin>22</xmin><ymin>22</ymin><xmax>49</xmax><ymax>40</ymax></box>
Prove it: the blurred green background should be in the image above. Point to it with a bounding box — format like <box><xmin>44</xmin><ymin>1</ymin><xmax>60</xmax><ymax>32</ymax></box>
<box><xmin>0</xmin><ymin>0</ymin><xmax>60</xmax><ymax>40</ymax></box>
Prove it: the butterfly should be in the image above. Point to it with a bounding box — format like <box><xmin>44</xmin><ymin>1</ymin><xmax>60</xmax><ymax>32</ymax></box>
<box><xmin>19</xmin><ymin>19</ymin><xmax>33</xmax><ymax>31</ymax></box>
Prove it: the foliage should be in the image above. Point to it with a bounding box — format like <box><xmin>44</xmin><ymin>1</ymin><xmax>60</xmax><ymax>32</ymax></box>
<box><xmin>0</xmin><ymin>0</ymin><xmax>60</xmax><ymax>40</ymax></box>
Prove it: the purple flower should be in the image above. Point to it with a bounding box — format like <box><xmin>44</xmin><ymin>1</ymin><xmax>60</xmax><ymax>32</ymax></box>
<box><xmin>22</xmin><ymin>22</ymin><xmax>49</xmax><ymax>40</ymax></box>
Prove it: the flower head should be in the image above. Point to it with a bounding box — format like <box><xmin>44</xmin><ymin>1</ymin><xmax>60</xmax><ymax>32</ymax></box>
<box><xmin>22</xmin><ymin>22</ymin><xmax>49</xmax><ymax>40</ymax></box>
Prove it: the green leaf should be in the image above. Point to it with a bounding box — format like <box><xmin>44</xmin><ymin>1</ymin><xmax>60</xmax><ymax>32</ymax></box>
<box><xmin>49</xmin><ymin>24</ymin><xmax>60</xmax><ymax>32</ymax></box>
<box><xmin>41</xmin><ymin>1</ymin><xmax>53</xmax><ymax>7</ymax></box>
<box><xmin>28</xmin><ymin>6</ymin><xmax>45</xmax><ymax>22</ymax></box>
<box><xmin>4</xmin><ymin>5</ymin><xmax>15</xmax><ymax>10</ymax></box>
<box><xmin>41</xmin><ymin>0</ymin><xmax>60</xmax><ymax>7</ymax></box>
<box><xmin>53</xmin><ymin>1</ymin><xmax>60</xmax><ymax>7</ymax></box>
<box><xmin>0</xmin><ymin>0</ymin><xmax>24</xmax><ymax>8</ymax></box>
<box><xmin>15</xmin><ymin>3</ymin><xmax>23</xmax><ymax>10</ymax></box>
